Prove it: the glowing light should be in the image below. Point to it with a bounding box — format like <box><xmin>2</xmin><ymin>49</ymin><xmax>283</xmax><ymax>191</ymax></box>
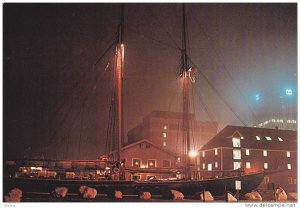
<box><xmin>255</xmin><ymin>94</ymin><xmax>260</xmax><ymax>101</ymax></box>
<box><xmin>256</xmin><ymin>136</ymin><xmax>261</xmax><ymax>140</ymax></box>
<box><xmin>189</xmin><ymin>150</ymin><xmax>198</xmax><ymax>158</ymax></box>
<box><xmin>278</xmin><ymin>137</ymin><xmax>283</xmax><ymax>142</ymax></box>
<box><xmin>286</xmin><ymin>88</ymin><xmax>293</xmax><ymax>96</ymax></box>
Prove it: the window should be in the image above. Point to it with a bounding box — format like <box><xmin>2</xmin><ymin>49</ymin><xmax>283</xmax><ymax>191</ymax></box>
<box><xmin>263</xmin><ymin>150</ymin><xmax>268</xmax><ymax>157</ymax></box>
<box><xmin>233</xmin><ymin>149</ymin><xmax>241</xmax><ymax>159</ymax></box>
<box><xmin>245</xmin><ymin>149</ymin><xmax>250</xmax><ymax>156</ymax></box>
<box><xmin>208</xmin><ymin>163</ymin><xmax>212</xmax><ymax>171</ymax></box>
<box><xmin>294</xmin><ymin>179</ymin><xmax>297</xmax><ymax>184</ymax></box>
<box><xmin>132</xmin><ymin>159</ymin><xmax>141</xmax><ymax>168</ymax></box>
<box><xmin>278</xmin><ymin>137</ymin><xmax>283</xmax><ymax>142</ymax></box>
<box><xmin>256</xmin><ymin>136</ymin><xmax>261</xmax><ymax>141</ymax></box>
<box><xmin>132</xmin><ymin>175</ymin><xmax>141</xmax><ymax>181</ymax></box>
<box><xmin>202</xmin><ymin>163</ymin><xmax>206</xmax><ymax>169</ymax></box>
<box><xmin>162</xmin><ymin>160</ymin><xmax>171</xmax><ymax>168</ymax></box>
<box><xmin>146</xmin><ymin>144</ymin><xmax>151</xmax><ymax>148</ymax></box>
<box><xmin>265</xmin><ymin>136</ymin><xmax>272</xmax><ymax>141</ymax></box>
<box><xmin>264</xmin><ymin>176</ymin><xmax>270</xmax><ymax>184</ymax></box>
<box><xmin>147</xmin><ymin>175</ymin><xmax>156</xmax><ymax>180</ymax></box>
<box><xmin>246</xmin><ymin>162</ymin><xmax>251</xmax><ymax>168</ymax></box>
<box><xmin>264</xmin><ymin>163</ymin><xmax>268</xmax><ymax>169</ymax></box>
<box><xmin>287</xmin><ymin>164</ymin><xmax>291</xmax><ymax>170</ymax></box>
<box><xmin>232</xmin><ymin>137</ymin><xmax>241</xmax><ymax>147</ymax></box>
<box><xmin>163</xmin><ymin>124</ymin><xmax>167</xmax><ymax>130</ymax></box>
<box><xmin>177</xmin><ymin>157</ymin><xmax>181</xmax><ymax>162</ymax></box>
<box><xmin>139</xmin><ymin>144</ymin><xmax>144</xmax><ymax>148</ymax></box>
<box><xmin>233</xmin><ymin>162</ymin><xmax>241</xmax><ymax>170</ymax></box>
<box><xmin>163</xmin><ymin>132</ymin><xmax>167</xmax><ymax>138</ymax></box>
<box><xmin>163</xmin><ymin>141</ymin><xmax>167</xmax><ymax>146</ymax></box>
<box><xmin>214</xmin><ymin>148</ymin><xmax>218</xmax><ymax>156</ymax></box>
<box><xmin>202</xmin><ymin>151</ymin><xmax>205</xmax><ymax>157</ymax></box>
<box><xmin>287</xmin><ymin>152</ymin><xmax>291</xmax><ymax>158</ymax></box>
<box><xmin>215</xmin><ymin>162</ymin><xmax>218</xmax><ymax>168</ymax></box>
<box><xmin>288</xmin><ymin>177</ymin><xmax>293</xmax><ymax>184</ymax></box>
<box><xmin>148</xmin><ymin>160</ymin><xmax>156</xmax><ymax>168</ymax></box>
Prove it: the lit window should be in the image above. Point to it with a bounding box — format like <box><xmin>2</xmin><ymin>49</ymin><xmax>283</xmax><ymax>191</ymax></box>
<box><xmin>245</xmin><ymin>149</ymin><xmax>250</xmax><ymax>156</ymax></box>
<box><xmin>132</xmin><ymin>159</ymin><xmax>141</xmax><ymax>168</ymax></box>
<box><xmin>246</xmin><ymin>162</ymin><xmax>251</xmax><ymax>168</ymax></box>
<box><xmin>233</xmin><ymin>162</ymin><xmax>241</xmax><ymax>170</ymax></box>
<box><xmin>263</xmin><ymin>150</ymin><xmax>268</xmax><ymax>157</ymax></box>
<box><xmin>265</xmin><ymin>136</ymin><xmax>272</xmax><ymax>141</ymax></box>
<box><xmin>163</xmin><ymin>141</ymin><xmax>167</xmax><ymax>146</ymax></box>
<box><xmin>148</xmin><ymin>160</ymin><xmax>156</xmax><ymax>168</ymax></box>
<box><xmin>202</xmin><ymin>151</ymin><xmax>205</xmax><ymax>157</ymax></box>
<box><xmin>215</xmin><ymin>162</ymin><xmax>218</xmax><ymax>168</ymax></box>
<box><xmin>287</xmin><ymin>164</ymin><xmax>291</xmax><ymax>170</ymax></box>
<box><xmin>233</xmin><ymin>149</ymin><xmax>241</xmax><ymax>159</ymax></box>
<box><xmin>278</xmin><ymin>137</ymin><xmax>283</xmax><ymax>142</ymax></box>
<box><xmin>177</xmin><ymin>157</ymin><xmax>180</xmax><ymax>162</ymax></box>
<box><xmin>208</xmin><ymin>163</ymin><xmax>212</xmax><ymax>171</ymax></box>
<box><xmin>256</xmin><ymin>136</ymin><xmax>261</xmax><ymax>141</ymax></box>
<box><xmin>232</xmin><ymin>137</ymin><xmax>241</xmax><ymax>147</ymax></box>
<box><xmin>287</xmin><ymin>152</ymin><xmax>291</xmax><ymax>158</ymax></box>
<box><xmin>264</xmin><ymin>163</ymin><xmax>268</xmax><ymax>169</ymax></box>
<box><xmin>202</xmin><ymin>163</ymin><xmax>206</xmax><ymax>169</ymax></box>
<box><xmin>214</xmin><ymin>148</ymin><xmax>218</xmax><ymax>156</ymax></box>
<box><xmin>163</xmin><ymin>132</ymin><xmax>167</xmax><ymax>138</ymax></box>
<box><xmin>163</xmin><ymin>125</ymin><xmax>167</xmax><ymax>130</ymax></box>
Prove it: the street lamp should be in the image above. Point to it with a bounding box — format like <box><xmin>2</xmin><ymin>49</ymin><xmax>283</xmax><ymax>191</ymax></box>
<box><xmin>286</xmin><ymin>88</ymin><xmax>293</xmax><ymax>96</ymax></box>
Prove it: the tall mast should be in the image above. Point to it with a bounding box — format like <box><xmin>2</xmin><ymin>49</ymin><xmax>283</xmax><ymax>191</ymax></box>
<box><xmin>181</xmin><ymin>4</ymin><xmax>191</xmax><ymax>180</ymax></box>
<box><xmin>114</xmin><ymin>4</ymin><xmax>125</xmax><ymax>179</ymax></box>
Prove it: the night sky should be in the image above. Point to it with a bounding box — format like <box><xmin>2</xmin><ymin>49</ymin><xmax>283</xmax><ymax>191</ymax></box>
<box><xmin>3</xmin><ymin>3</ymin><xmax>297</xmax><ymax>160</ymax></box>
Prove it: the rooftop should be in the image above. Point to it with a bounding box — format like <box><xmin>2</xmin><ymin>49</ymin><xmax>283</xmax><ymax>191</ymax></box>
<box><xmin>201</xmin><ymin>125</ymin><xmax>297</xmax><ymax>151</ymax></box>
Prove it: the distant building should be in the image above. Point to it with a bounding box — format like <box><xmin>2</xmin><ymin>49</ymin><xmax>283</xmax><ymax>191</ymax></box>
<box><xmin>127</xmin><ymin>111</ymin><xmax>218</xmax><ymax>155</ymax></box>
<box><xmin>106</xmin><ymin>139</ymin><xmax>182</xmax><ymax>181</ymax></box>
<box><xmin>254</xmin><ymin>118</ymin><xmax>297</xmax><ymax>131</ymax></box>
<box><xmin>198</xmin><ymin>125</ymin><xmax>297</xmax><ymax>192</ymax></box>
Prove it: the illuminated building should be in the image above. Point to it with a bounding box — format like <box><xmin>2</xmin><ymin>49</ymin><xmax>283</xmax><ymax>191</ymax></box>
<box><xmin>127</xmin><ymin>111</ymin><xmax>218</xmax><ymax>155</ymax></box>
<box><xmin>198</xmin><ymin>125</ymin><xmax>297</xmax><ymax>192</ymax></box>
<box><xmin>254</xmin><ymin>118</ymin><xmax>297</xmax><ymax>131</ymax></box>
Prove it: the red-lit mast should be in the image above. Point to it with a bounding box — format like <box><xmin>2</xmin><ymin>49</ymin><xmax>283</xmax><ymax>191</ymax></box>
<box><xmin>113</xmin><ymin>4</ymin><xmax>125</xmax><ymax>180</ymax></box>
<box><xmin>181</xmin><ymin>4</ymin><xmax>191</xmax><ymax>180</ymax></box>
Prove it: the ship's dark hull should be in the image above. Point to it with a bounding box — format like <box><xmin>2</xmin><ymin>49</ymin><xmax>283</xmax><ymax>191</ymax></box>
<box><xmin>4</xmin><ymin>171</ymin><xmax>264</xmax><ymax>197</ymax></box>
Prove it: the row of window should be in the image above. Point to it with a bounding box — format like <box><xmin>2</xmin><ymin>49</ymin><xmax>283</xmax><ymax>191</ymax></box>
<box><xmin>132</xmin><ymin>159</ymin><xmax>171</xmax><ymax>168</ymax></box>
<box><xmin>201</xmin><ymin>149</ymin><xmax>292</xmax><ymax>158</ymax></box>
<box><xmin>201</xmin><ymin>162</ymin><xmax>293</xmax><ymax>171</ymax></box>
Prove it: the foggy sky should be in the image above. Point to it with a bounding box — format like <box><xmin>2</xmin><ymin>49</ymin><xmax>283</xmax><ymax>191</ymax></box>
<box><xmin>3</xmin><ymin>3</ymin><xmax>297</xmax><ymax>160</ymax></box>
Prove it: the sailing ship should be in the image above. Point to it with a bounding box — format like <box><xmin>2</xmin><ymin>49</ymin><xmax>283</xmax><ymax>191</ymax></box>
<box><xmin>4</xmin><ymin>4</ymin><xmax>265</xmax><ymax>198</ymax></box>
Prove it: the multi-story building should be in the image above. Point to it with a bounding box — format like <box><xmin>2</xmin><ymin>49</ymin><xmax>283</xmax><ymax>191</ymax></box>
<box><xmin>198</xmin><ymin>125</ymin><xmax>297</xmax><ymax>192</ymax></box>
<box><xmin>127</xmin><ymin>111</ymin><xmax>218</xmax><ymax>155</ymax></box>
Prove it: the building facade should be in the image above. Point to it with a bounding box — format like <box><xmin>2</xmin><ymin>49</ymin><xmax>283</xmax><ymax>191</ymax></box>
<box><xmin>127</xmin><ymin>111</ymin><xmax>218</xmax><ymax>155</ymax></box>
<box><xmin>107</xmin><ymin>139</ymin><xmax>182</xmax><ymax>181</ymax></box>
<box><xmin>198</xmin><ymin>126</ymin><xmax>297</xmax><ymax>192</ymax></box>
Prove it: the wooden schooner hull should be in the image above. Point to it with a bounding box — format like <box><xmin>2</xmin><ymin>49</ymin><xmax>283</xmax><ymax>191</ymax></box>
<box><xmin>4</xmin><ymin>171</ymin><xmax>264</xmax><ymax>197</ymax></box>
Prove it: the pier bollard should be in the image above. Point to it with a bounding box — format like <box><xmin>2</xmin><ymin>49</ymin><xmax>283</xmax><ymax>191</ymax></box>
<box><xmin>275</xmin><ymin>187</ymin><xmax>287</xmax><ymax>201</ymax></box>
<box><xmin>245</xmin><ymin>191</ymin><xmax>262</xmax><ymax>201</ymax></box>
<box><xmin>114</xmin><ymin>191</ymin><xmax>123</xmax><ymax>199</ymax></box>
<box><xmin>227</xmin><ymin>193</ymin><xmax>237</xmax><ymax>202</ymax></box>
<box><xmin>170</xmin><ymin>189</ymin><xmax>184</xmax><ymax>200</ymax></box>
<box><xmin>79</xmin><ymin>186</ymin><xmax>97</xmax><ymax>199</ymax></box>
<box><xmin>4</xmin><ymin>188</ymin><xmax>22</xmax><ymax>202</ymax></box>
<box><xmin>52</xmin><ymin>187</ymin><xmax>68</xmax><ymax>198</ymax></box>
<box><xmin>199</xmin><ymin>191</ymin><xmax>214</xmax><ymax>202</ymax></box>
<box><xmin>139</xmin><ymin>192</ymin><xmax>151</xmax><ymax>200</ymax></box>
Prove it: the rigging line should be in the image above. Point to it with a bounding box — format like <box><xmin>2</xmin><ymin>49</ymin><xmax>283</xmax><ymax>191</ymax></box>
<box><xmin>189</xmin><ymin>10</ymin><xmax>259</xmax><ymax>123</ymax></box>
<box><xmin>190</xmin><ymin>83</ymin><xmax>196</xmax><ymax>149</ymax></box>
<box><xmin>149</xmin><ymin>7</ymin><xmax>181</xmax><ymax>50</ymax></box>
<box><xmin>188</xmin><ymin>56</ymin><xmax>248</xmax><ymax>126</ymax></box>
<box><xmin>91</xmin><ymin>36</ymin><xmax>118</xmax><ymax>71</ymax></box>
<box><xmin>194</xmin><ymin>84</ymin><xmax>221</xmax><ymax>131</ymax></box>
<box><xmin>45</xmin><ymin>66</ymin><xmax>106</xmax><ymax>153</ymax></box>
<box><xmin>126</xmin><ymin>26</ymin><xmax>180</xmax><ymax>50</ymax></box>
